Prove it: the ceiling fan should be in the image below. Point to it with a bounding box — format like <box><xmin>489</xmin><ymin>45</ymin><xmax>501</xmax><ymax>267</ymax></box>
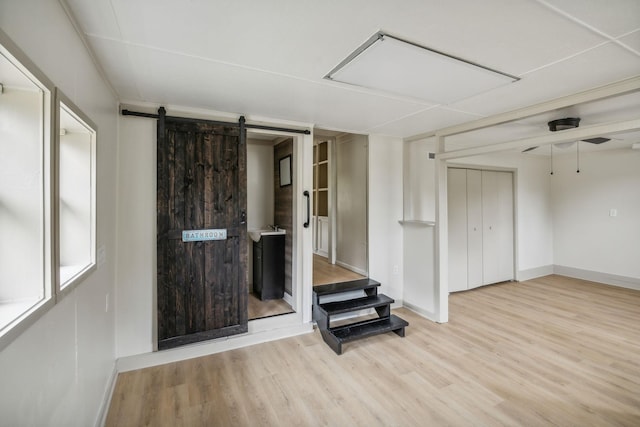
<box><xmin>522</xmin><ymin>117</ymin><xmax>611</xmax><ymax>152</ymax></box>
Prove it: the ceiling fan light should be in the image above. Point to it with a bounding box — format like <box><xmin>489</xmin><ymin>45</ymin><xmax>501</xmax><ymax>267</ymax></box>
<box><xmin>548</xmin><ymin>117</ymin><xmax>581</xmax><ymax>131</ymax></box>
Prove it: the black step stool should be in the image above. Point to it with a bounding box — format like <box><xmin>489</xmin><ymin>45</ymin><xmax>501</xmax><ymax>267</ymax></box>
<box><xmin>313</xmin><ymin>278</ymin><xmax>408</xmax><ymax>355</ymax></box>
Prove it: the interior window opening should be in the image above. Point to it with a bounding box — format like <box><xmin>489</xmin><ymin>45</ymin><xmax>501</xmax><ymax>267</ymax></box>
<box><xmin>0</xmin><ymin>40</ymin><xmax>52</xmax><ymax>338</ymax></box>
<box><xmin>58</xmin><ymin>99</ymin><xmax>96</xmax><ymax>290</ymax></box>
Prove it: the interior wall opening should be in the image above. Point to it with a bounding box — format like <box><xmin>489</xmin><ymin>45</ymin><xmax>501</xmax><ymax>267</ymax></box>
<box><xmin>312</xmin><ymin>129</ymin><xmax>368</xmax><ymax>287</ymax></box>
<box><xmin>246</xmin><ymin>131</ymin><xmax>297</xmax><ymax>320</ymax></box>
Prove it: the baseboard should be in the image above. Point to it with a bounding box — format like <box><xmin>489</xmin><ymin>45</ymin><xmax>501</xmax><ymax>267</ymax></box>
<box><xmin>553</xmin><ymin>265</ymin><xmax>640</xmax><ymax>291</ymax></box>
<box><xmin>95</xmin><ymin>362</ymin><xmax>118</xmax><ymax>427</ymax></box>
<box><xmin>517</xmin><ymin>265</ymin><xmax>554</xmax><ymax>282</ymax></box>
<box><xmin>116</xmin><ymin>322</ymin><xmax>313</xmax><ymax>373</ymax></box>
<box><xmin>402</xmin><ymin>301</ymin><xmax>438</xmax><ymax>322</ymax></box>
<box><xmin>335</xmin><ymin>260</ymin><xmax>367</xmax><ymax>276</ymax></box>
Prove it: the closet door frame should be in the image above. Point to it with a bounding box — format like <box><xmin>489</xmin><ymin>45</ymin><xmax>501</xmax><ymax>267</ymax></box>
<box><xmin>446</xmin><ymin>163</ymin><xmax>518</xmax><ymax>290</ymax></box>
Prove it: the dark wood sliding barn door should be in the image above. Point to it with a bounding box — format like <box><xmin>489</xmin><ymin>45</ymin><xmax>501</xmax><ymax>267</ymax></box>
<box><xmin>157</xmin><ymin>117</ymin><xmax>247</xmax><ymax>350</ymax></box>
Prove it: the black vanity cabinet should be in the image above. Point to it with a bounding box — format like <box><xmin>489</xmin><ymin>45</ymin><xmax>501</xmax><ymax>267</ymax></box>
<box><xmin>253</xmin><ymin>234</ymin><xmax>285</xmax><ymax>300</ymax></box>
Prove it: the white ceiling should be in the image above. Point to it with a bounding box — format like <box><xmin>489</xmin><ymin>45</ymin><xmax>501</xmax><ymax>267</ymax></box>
<box><xmin>63</xmin><ymin>0</ymin><xmax>640</xmax><ymax>148</ymax></box>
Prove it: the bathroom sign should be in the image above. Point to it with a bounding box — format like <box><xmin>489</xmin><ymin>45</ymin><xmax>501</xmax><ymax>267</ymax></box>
<box><xmin>182</xmin><ymin>229</ymin><xmax>227</xmax><ymax>242</ymax></box>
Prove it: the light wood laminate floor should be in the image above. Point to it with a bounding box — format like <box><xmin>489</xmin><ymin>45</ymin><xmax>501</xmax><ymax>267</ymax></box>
<box><xmin>106</xmin><ymin>275</ymin><xmax>640</xmax><ymax>426</ymax></box>
<box><xmin>247</xmin><ymin>293</ymin><xmax>294</xmax><ymax>320</ymax></box>
<box><xmin>313</xmin><ymin>254</ymin><xmax>365</xmax><ymax>286</ymax></box>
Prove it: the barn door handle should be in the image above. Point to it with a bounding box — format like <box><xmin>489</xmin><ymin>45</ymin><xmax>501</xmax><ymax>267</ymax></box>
<box><xmin>240</xmin><ymin>210</ymin><xmax>246</xmax><ymax>225</ymax></box>
<box><xmin>303</xmin><ymin>191</ymin><xmax>310</xmax><ymax>228</ymax></box>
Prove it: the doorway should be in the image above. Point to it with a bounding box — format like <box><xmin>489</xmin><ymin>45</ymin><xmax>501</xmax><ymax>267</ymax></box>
<box><xmin>312</xmin><ymin>130</ymin><xmax>368</xmax><ymax>286</ymax></box>
<box><xmin>246</xmin><ymin>132</ymin><xmax>297</xmax><ymax>320</ymax></box>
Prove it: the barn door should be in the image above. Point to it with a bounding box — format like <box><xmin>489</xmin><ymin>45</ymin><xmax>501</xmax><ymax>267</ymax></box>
<box><xmin>157</xmin><ymin>114</ymin><xmax>247</xmax><ymax>350</ymax></box>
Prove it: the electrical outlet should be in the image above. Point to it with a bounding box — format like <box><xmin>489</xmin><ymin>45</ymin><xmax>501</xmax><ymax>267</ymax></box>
<box><xmin>392</xmin><ymin>264</ymin><xmax>400</xmax><ymax>275</ymax></box>
<box><xmin>609</xmin><ymin>209</ymin><xmax>617</xmax><ymax>217</ymax></box>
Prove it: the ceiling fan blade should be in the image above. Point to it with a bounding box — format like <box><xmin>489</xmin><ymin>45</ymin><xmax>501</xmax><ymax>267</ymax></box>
<box><xmin>581</xmin><ymin>137</ymin><xmax>610</xmax><ymax>144</ymax></box>
<box><xmin>522</xmin><ymin>146</ymin><xmax>538</xmax><ymax>152</ymax></box>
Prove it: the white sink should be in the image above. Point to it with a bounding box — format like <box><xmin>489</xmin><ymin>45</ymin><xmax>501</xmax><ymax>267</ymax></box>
<box><xmin>249</xmin><ymin>229</ymin><xmax>286</xmax><ymax>242</ymax></box>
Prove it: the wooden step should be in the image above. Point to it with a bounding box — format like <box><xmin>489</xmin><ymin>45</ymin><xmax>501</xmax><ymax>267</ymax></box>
<box><xmin>318</xmin><ymin>294</ymin><xmax>394</xmax><ymax>317</ymax></box>
<box><xmin>321</xmin><ymin>314</ymin><xmax>409</xmax><ymax>354</ymax></box>
<box><xmin>313</xmin><ymin>278</ymin><xmax>380</xmax><ymax>298</ymax></box>
<box><xmin>331</xmin><ymin>314</ymin><xmax>408</xmax><ymax>342</ymax></box>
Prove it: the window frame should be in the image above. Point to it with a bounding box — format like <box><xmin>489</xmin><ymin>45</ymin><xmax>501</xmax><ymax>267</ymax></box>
<box><xmin>0</xmin><ymin>28</ymin><xmax>56</xmax><ymax>351</ymax></box>
<box><xmin>54</xmin><ymin>90</ymin><xmax>98</xmax><ymax>298</ymax></box>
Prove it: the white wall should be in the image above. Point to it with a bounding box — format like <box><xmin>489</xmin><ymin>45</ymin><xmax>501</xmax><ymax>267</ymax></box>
<box><xmin>400</xmin><ymin>139</ymin><xmax>437</xmax><ymax>315</ymax></box>
<box><xmin>247</xmin><ymin>141</ymin><xmax>275</xmax><ymax>231</ymax></box>
<box><xmin>115</xmin><ymin>117</ymin><xmax>156</xmax><ymax>357</ymax></box>
<box><xmin>0</xmin><ymin>1</ymin><xmax>119</xmax><ymax>426</ymax></box>
<box><xmin>552</xmin><ymin>148</ymin><xmax>640</xmax><ymax>285</ymax></box>
<box><xmin>404</xmin><ymin>139</ymin><xmax>436</xmax><ymax>221</ymax></box>
<box><xmin>368</xmin><ymin>135</ymin><xmax>404</xmax><ymax>302</ymax></box>
<box><xmin>336</xmin><ymin>133</ymin><xmax>368</xmax><ymax>274</ymax></box>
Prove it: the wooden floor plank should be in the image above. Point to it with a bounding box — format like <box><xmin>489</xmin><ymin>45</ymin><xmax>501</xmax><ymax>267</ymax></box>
<box><xmin>105</xmin><ymin>275</ymin><xmax>640</xmax><ymax>427</ymax></box>
<box><xmin>312</xmin><ymin>254</ymin><xmax>365</xmax><ymax>286</ymax></box>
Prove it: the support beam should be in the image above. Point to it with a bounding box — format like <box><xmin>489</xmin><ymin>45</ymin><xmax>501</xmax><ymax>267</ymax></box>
<box><xmin>404</xmin><ymin>76</ymin><xmax>640</xmax><ymax>142</ymax></box>
<box><xmin>437</xmin><ymin>118</ymin><xmax>640</xmax><ymax>161</ymax></box>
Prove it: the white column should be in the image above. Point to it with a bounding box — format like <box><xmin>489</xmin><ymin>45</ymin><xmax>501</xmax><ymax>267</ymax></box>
<box><xmin>434</xmin><ymin>136</ymin><xmax>449</xmax><ymax>323</ymax></box>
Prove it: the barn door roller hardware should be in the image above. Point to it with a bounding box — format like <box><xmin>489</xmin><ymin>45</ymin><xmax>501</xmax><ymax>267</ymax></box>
<box><xmin>121</xmin><ymin>107</ymin><xmax>311</xmax><ymax>135</ymax></box>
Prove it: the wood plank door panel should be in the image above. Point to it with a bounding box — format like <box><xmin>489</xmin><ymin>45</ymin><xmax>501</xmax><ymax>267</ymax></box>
<box><xmin>157</xmin><ymin>120</ymin><xmax>247</xmax><ymax>350</ymax></box>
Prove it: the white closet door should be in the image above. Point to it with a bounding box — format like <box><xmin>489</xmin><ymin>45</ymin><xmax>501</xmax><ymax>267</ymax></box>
<box><xmin>482</xmin><ymin>170</ymin><xmax>514</xmax><ymax>284</ymax></box>
<box><xmin>495</xmin><ymin>171</ymin><xmax>514</xmax><ymax>281</ymax></box>
<box><xmin>467</xmin><ymin>170</ymin><xmax>484</xmax><ymax>289</ymax></box>
<box><xmin>447</xmin><ymin>168</ymin><xmax>468</xmax><ymax>292</ymax></box>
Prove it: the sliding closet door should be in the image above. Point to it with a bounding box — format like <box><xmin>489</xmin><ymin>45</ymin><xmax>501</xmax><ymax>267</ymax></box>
<box><xmin>447</xmin><ymin>168</ymin><xmax>468</xmax><ymax>292</ymax></box>
<box><xmin>481</xmin><ymin>170</ymin><xmax>514</xmax><ymax>284</ymax></box>
<box><xmin>467</xmin><ymin>169</ymin><xmax>484</xmax><ymax>289</ymax></box>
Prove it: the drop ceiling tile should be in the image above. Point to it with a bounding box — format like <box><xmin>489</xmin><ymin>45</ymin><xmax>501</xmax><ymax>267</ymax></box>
<box><xmin>101</xmin><ymin>0</ymin><xmax>607</xmax><ymax>80</ymax></box>
<box><xmin>538</xmin><ymin>0</ymin><xmax>640</xmax><ymax>37</ymax></box>
<box><xmin>123</xmin><ymin>44</ymin><xmax>428</xmax><ymax>134</ymax></box>
<box><xmin>363</xmin><ymin>0</ymin><xmax>606</xmax><ymax>76</ymax></box>
<box><xmin>619</xmin><ymin>30</ymin><xmax>640</xmax><ymax>52</ymax></box>
<box><xmin>368</xmin><ymin>107</ymin><xmax>482</xmax><ymax>138</ymax></box>
<box><xmin>450</xmin><ymin>42</ymin><xmax>640</xmax><ymax>117</ymax></box>
<box><xmin>107</xmin><ymin>0</ymin><xmax>388</xmax><ymax>81</ymax></box>
<box><xmin>65</xmin><ymin>0</ymin><xmax>121</xmax><ymax>38</ymax></box>
<box><xmin>85</xmin><ymin>36</ymin><xmax>142</xmax><ymax>100</ymax></box>
<box><xmin>446</xmin><ymin>122</ymin><xmax>545</xmax><ymax>150</ymax></box>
